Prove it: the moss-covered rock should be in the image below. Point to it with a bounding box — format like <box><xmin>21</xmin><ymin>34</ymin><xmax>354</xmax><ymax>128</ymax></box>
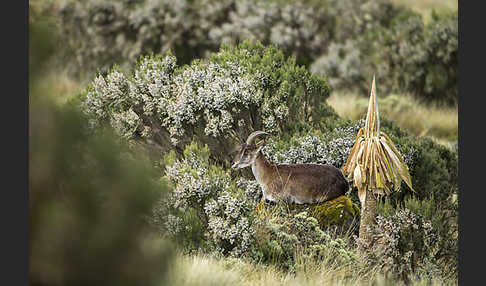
<box><xmin>309</xmin><ymin>196</ymin><xmax>360</xmax><ymax>228</ymax></box>
<box><xmin>254</xmin><ymin>195</ymin><xmax>360</xmax><ymax>229</ymax></box>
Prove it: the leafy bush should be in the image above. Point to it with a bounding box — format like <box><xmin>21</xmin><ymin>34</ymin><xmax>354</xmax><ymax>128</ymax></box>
<box><xmin>378</xmin><ymin>196</ymin><xmax>458</xmax><ymax>280</ymax></box>
<box><xmin>376</xmin><ymin>11</ymin><xmax>458</xmax><ymax>105</ymax></box>
<box><xmin>59</xmin><ymin>0</ymin><xmax>231</xmax><ymax>76</ymax></box>
<box><xmin>310</xmin><ymin>40</ymin><xmax>366</xmax><ymax>92</ymax></box>
<box><xmin>57</xmin><ymin>0</ymin><xmax>404</xmax><ymax>76</ymax></box>
<box><xmin>262</xmin><ymin>124</ymin><xmax>360</xmax><ymax>169</ymax></box>
<box><xmin>81</xmin><ymin>41</ymin><xmax>331</xmax><ymax>165</ymax></box>
<box><xmin>59</xmin><ymin>0</ymin><xmax>456</xmax><ymax>105</ymax></box>
<box><xmin>30</xmin><ymin>98</ymin><xmax>173</xmax><ymax>286</ymax></box>
<box><xmin>209</xmin><ymin>0</ymin><xmax>335</xmax><ymax>66</ymax></box>
<box><xmin>311</xmin><ymin>10</ymin><xmax>458</xmax><ymax>105</ymax></box>
<box><xmin>253</xmin><ymin>205</ymin><xmax>358</xmax><ymax>272</ymax></box>
<box><xmin>357</xmin><ymin>208</ymin><xmax>442</xmax><ymax>282</ymax></box>
<box><xmin>152</xmin><ymin>141</ymin><xmax>259</xmax><ymax>256</ymax></box>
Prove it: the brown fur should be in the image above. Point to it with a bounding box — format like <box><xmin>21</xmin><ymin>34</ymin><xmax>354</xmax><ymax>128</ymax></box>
<box><xmin>252</xmin><ymin>152</ymin><xmax>348</xmax><ymax>204</ymax></box>
<box><xmin>233</xmin><ymin>140</ymin><xmax>348</xmax><ymax>204</ymax></box>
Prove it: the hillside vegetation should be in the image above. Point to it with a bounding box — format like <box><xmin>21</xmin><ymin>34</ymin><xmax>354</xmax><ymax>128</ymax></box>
<box><xmin>29</xmin><ymin>0</ymin><xmax>458</xmax><ymax>285</ymax></box>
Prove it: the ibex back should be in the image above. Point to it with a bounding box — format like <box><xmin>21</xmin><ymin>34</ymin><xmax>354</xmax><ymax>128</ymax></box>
<box><xmin>232</xmin><ymin>131</ymin><xmax>349</xmax><ymax>204</ymax></box>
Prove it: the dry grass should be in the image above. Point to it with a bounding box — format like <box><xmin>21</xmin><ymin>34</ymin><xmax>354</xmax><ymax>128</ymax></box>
<box><xmin>327</xmin><ymin>92</ymin><xmax>458</xmax><ymax>147</ymax></box>
<box><xmin>165</xmin><ymin>253</ymin><xmax>455</xmax><ymax>286</ymax></box>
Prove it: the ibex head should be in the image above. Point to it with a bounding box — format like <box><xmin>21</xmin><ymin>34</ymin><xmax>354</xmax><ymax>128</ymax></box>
<box><xmin>231</xmin><ymin>131</ymin><xmax>270</xmax><ymax>169</ymax></box>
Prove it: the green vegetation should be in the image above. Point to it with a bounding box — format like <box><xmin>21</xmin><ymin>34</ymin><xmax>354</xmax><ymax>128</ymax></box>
<box><xmin>55</xmin><ymin>0</ymin><xmax>457</xmax><ymax>105</ymax></box>
<box><xmin>327</xmin><ymin>92</ymin><xmax>458</xmax><ymax>146</ymax></box>
<box><xmin>30</xmin><ymin>0</ymin><xmax>458</xmax><ymax>285</ymax></box>
<box><xmin>309</xmin><ymin>196</ymin><xmax>360</xmax><ymax>228</ymax></box>
<box><xmin>30</xmin><ymin>97</ymin><xmax>174</xmax><ymax>286</ymax></box>
<box><xmin>77</xmin><ymin>41</ymin><xmax>457</xmax><ymax>282</ymax></box>
<box><xmin>80</xmin><ymin>41</ymin><xmax>332</xmax><ymax>166</ymax></box>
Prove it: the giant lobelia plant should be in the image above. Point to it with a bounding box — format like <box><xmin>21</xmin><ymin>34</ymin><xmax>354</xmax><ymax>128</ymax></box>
<box><xmin>342</xmin><ymin>76</ymin><xmax>414</xmax><ymax>242</ymax></box>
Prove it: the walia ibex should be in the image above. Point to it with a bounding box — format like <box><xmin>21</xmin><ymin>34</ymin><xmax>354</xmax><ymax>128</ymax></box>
<box><xmin>232</xmin><ymin>131</ymin><xmax>349</xmax><ymax>204</ymax></box>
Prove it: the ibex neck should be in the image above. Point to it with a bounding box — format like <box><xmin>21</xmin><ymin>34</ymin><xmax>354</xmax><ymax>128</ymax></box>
<box><xmin>251</xmin><ymin>151</ymin><xmax>273</xmax><ymax>185</ymax></box>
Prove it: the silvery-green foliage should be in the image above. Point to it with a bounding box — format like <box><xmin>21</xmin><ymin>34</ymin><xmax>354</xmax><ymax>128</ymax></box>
<box><xmin>159</xmin><ymin>142</ymin><xmax>257</xmax><ymax>256</ymax></box>
<box><xmin>204</xmin><ymin>191</ymin><xmax>255</xmax><ymax>256</ymax></box>
<box><xmin>164</xmin><ymin>214</ymin><xmax>184</xmax><ymax>236</ymax></box>
<box><xmin>210</xmin><ymin>0</ymin><xmax>334</xmax><ymax>64</ymax></box>
<box><xmin>358</xmin><ymin>208</ymin><xmax>440</xmax><ymax>281</ymax></box>
<box><xmin>378</xmin><ymin>195</ymin><xmax>458</xmax><ymax>278</ymax></box>
<box><xmin>327</xmin><ymin>0</ymin><xmax>402</xmax><ymax>42</ymax></box>
<box><xmin>166</xmin><ymin>61</ymin><xmax>260</xmax><ymax>139</ymax></box>
<box><xmin>380</xmin><ymin>10</ymin><xmax>459</xmax><ymax>105</ymax></box>
<box><xmin>262</xmin><ymin>120</ymin><xmax>358</xmax><ymax>169</ymax></box>
<box><xmin>236</xmin><ymin>177</ymin><xmax>262</xmax><ymax>203</ymax></box>
<box><xmin>254</xmin><ymin>208</ymin><xmax>357</xmax><ymax>271</ymax></box>
<box><xmin>263</xmin><ymin>133</ymin><xmax>355</xmax><ymax>169</ymax></box>
<box><xmin>310</xmin><ymin>40</ymin><xmax>366</xmax><ymax>92</ymax></box>
<box><xmin>59</xmin><ymin>0</ymin><xmax>233</xmax><ymax>76</ymax></box>
<box><xmin>375</xmin><ymin>13</ymin><xmax>429</xmax><ymax>96</ymax></box>
<box><xmin>310</xmin><ymin>10</ymin><xmax>458</xmax><ymax>105</ymax></box>
<box><xmin>82</xmin><ymin>54</ymin><xmax>176</xmax><ymax>142</ymax></box>
<box><xmin>421</xmin><ymin>12</ymin><xmax>458</xmax><ymax>104</ymax></box>
<box><xmin>59</xmin><ymin>0</ymin><xmax>131</xmax><ymax>75</ymax></box>
<box><xmin>82</xmin><ymin>41</ymin><xmax>331</xmax><ymax>165</ymax></box>
<box><xmin>263</xmin><ymin>118</ymin><xmax>416</xmax><ymax>169</ymax></box>
<box><xmin>58</xmin><ymin>0</ymin><xmax>406</xmax><ymax>78</ymax></box>
<box><xmin>165</xmin><ymin>149</ymin><xmax>224</xmax><ymax>210</ymax></box>
<box><xmin>60</xmin><ymin>0</ymin><xmax>456</xmax><ymax>104</ymax></box>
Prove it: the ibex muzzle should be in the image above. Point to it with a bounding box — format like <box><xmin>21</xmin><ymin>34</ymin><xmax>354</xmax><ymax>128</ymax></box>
<box><xmin>233</xmin><ymin>131</ymin><xmax>348</xmax><ymax>204</ymax></box>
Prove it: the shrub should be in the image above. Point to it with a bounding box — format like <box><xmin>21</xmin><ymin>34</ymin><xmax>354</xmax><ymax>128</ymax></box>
<box><xmin>311</xmin><ymin>10</ymin><xmax>458</xmax><ymax>105</ymax></box>
<box><xmin>59</xmin><ymin>0</ymin><xmax>456</xmax><ymax>105</ymax></box>
<box><xmin>327</xmin><ymin>0</ymin><xmax>404</xmax><ymax>42</ymax></box>
<box><xmin>209</xmin><ymin>0</ymin><xmax>335</xmax><ymax>66</ymax></box>
<box><xmin>253</xmin><ymin>205</ymin><xmax>358</xmax><ymax>272</ymax></box>
<box><xmin>152</xmin><ymin>141</ymin><xmax>259</xmax><ymax>256</ymax></box>
<box><xmin>81</xmin><ymin>41</ymin><xmax>331</xmax><ymax>165</ymax></box>
<box><xmin>357</xmin><ymin>208</ymin><xmax>442</xmax><ymax>282</ymax></box>
<box><xmin>310</xmin><ymin>40</ymin><xmax>366</xmax><ymax>92</ymax></box>
<box><xmin>262</xmin><ymin>124</ymin><xmax>359</xmax><ymax>169</ymax></box>
<box><xmin>378</xmin><ymin>196</ymin><xmax>458</xmax><ymax>279</ymax></box>
<box><xmin>421</xmin><ymin>12</ymin><xmax>458</xmax><ymax>105</ymax></box>
<box><xmin>376</xmin><ymin>11</ymin><xmax>458</xmax><ymax>105</ymax></box>
<box><xmin>57</xmin><ymin>0</ymin><xmax>405</xmax><ymax>77</ymax></box>
<box><xmin>58</xmin><ymin>0</ymin><xmax>234</xmax><ymax>76</ymax></box>
<box><xmin>381</xmin><ymin>134</ymin><xmax>458</xmax><ymax>204</ymax></box>
<box><xmin>30</xmin><ymin>98</ymin><xmax>173</xmax><ymax>286</ymax></box>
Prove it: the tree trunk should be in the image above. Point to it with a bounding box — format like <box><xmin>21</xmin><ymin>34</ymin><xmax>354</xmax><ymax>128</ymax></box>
<box><xmin>359</xmin><ymin>188</ymin><xmax>378</xmax><ymax>243</ymax></box>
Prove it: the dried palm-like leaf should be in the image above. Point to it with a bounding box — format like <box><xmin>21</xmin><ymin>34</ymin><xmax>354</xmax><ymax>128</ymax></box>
<box><xmin>342</xmin><ymin>76</ymin><xmax>415</xmax><ymax>202</ymax></box>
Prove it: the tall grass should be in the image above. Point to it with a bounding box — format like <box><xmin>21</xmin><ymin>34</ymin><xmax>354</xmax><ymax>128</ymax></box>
<box><xmin>326</xmin><ymin>92</ymin><xmax>458</xmax><ymax>147</ymax></box>
<box><xmin>166</xmin><ymin>252</ymin><xmax>456</xmax><ymax>286</ymax></box>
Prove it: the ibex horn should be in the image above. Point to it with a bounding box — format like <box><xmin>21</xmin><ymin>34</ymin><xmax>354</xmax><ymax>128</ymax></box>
<box><xmin>246</xmin><ymin>131</ymin><xmax>270</xmax><ymax>145</ymax></box>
